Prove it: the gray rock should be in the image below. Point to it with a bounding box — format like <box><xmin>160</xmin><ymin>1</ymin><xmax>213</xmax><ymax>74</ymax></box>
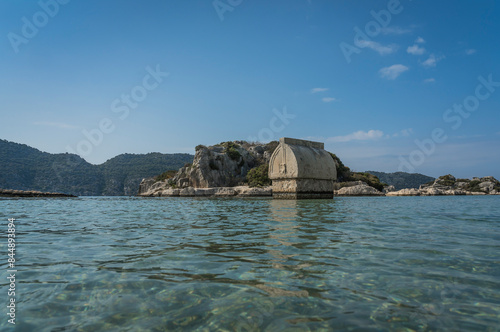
<box><xmin>335</xmin><ymin>183</ymin><xmax>384</xmax><ymax>196</ymax></box>
<box><xmin>138</xmin><ymin>141</ymin><xmax>275</xmax><ymax>196</ymax></box>
<box><xmin>383</xmin><ymin>185</ymin><xmax>396</xmax><ymax>193</ymax></box>
<box><xmin>386</xmin><ymin>188</ymin><xmax>421</xmax><ymax>196</ymax></box>
<box><xmin>387</xmin><ymin>175</ymin><xmax>499</xmax><ymax>196</ymax></box>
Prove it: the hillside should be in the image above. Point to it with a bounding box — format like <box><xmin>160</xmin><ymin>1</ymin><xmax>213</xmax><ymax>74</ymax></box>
<box><xmin>0</xmin><ymin>139</ymin><xmax>193</xmax><ymax>196</ymax></box>
<box><xmin>365</xmin><ymin>171</ymin><xmax>435</xmax><ymax>190</ymax></box>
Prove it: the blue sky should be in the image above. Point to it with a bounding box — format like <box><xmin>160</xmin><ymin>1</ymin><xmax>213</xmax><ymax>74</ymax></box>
<box><xmin>1</xmin><ymin>0</ymin><xmax>499</xmax><ymax>179</ymax></box>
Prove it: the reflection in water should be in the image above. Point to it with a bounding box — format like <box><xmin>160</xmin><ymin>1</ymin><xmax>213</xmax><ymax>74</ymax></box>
<box><xmin>2</xmin><ymin>196</ymin><xmax>499</xmax><ymax>331</ymax></box>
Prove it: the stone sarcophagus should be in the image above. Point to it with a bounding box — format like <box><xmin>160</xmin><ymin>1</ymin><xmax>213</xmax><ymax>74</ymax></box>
<box><xmin>269</xmin><ymin>137</ymin><xmax>337</xmax><ymax>199</ymax></box>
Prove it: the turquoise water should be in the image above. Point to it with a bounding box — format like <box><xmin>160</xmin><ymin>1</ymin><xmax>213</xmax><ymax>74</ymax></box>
<box><xmin>1</xmin><ymin>196</ymin><xmax>499</xmax><ymax>331</ymax></box>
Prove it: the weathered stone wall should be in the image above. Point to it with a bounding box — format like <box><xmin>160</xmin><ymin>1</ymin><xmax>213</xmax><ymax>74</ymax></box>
<box><xmin>269</xmin><ymin>137</ymin><xmax>336</xmax><ymax>199</ymax></box>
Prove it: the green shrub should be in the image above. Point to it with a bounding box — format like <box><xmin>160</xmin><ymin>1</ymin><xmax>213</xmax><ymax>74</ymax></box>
<box><xmin>220</xmin><ymin>142</ymin><xmax>241</xmax><ymax>161</ymax></box>
<box><xmin>195</xmin><ymin>145</ymin><xmax>207</xmax><ymax>151</ymax></box>
<box><xmin>350</xmin><ymin>172</ymin><xmax>385</xmax><ymax>191</ymax></box>
<box><xmin>155</xmin><ymin>170</ymin><xmax>177</xmax><ymax>182</ymax></box>
<box><xmin>328</xmin><ymin>152</ymin><xmax>351</xmax><ymax>181</ymax></box>
<box><xmin>265</xmin><ymin>141</ymin><xmax>279</xmax><ymax>153</ymax></box>
<box><xmin>247</xmin><ymin>164</ymin><xmax>271</xmax><ymax>187</ymax></box>
<box><xmin>466</xmin><ymin>180</ymin><xmax>483</xmax><ymax>192</ymax></box>
<box><xmin>436</xmin><ymin>175</ymin><xmax>455</xmax><ymax>186</ymax></box>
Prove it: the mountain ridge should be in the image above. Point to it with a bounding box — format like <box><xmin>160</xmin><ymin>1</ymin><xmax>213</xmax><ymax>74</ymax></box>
<box><xmin>0</xmin><ymin>139</ymin><xmax>193</xmax><ymax>196</ymax></box>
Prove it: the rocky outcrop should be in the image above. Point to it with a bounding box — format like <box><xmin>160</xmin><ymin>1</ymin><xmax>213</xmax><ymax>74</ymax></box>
<box><xmin>334</xmin><ymin>181</ymin><xmax>385</xmax><ymax>196</ymax></box>
<box><xmin>0</xmin><ymin>189</ymin><xmax>76</xmax><ymax>197</ymax></box>
<box><xmin>383</xmin><ymin>185</ymin><xmax>396</xmax><ymax>193</ymax></box>
<box><xmin>141</xmin><ymin>185</ymin><xmax>272</xmax><ymax>197</ymax></box>
<box><xmin>386</xmin><ymin>175</ymin><xmax>500</xmax><ymax>196</ymax></box>
<box><xmin>138</xmin><ymin>141</ymin><xmax>277</xmax><ymax>197</ymax></box>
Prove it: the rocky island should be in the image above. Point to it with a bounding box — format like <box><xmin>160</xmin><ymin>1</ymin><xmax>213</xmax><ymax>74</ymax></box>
<box><xmin>139</xmin><ymin>138</ymin><xmax>500</xmax><ymax>198</ymax></box>
<box><xmin>386</xmin><ymin>175</ymin><xmax>500</xmax><ymax>196</ymax></box>
<box><xmin>138</xmin><ymin>141</ymin><xmax>276</xmax><ymax>197</ymax></box>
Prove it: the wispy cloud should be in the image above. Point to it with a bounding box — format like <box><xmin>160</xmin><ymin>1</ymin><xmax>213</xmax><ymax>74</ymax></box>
<box><xmin>407</xmin><ymin>44</ymin><xmax>426</xmax><ymax>55</ymax></box>
<box><xmin>357</xmin><ymin>40</ymin><xmax>397</xmax><ymax>55</ymax></box>
<box><xmin>322</xmin><ymin>97</ymin><xmax>337</xmax><ymax>103</ymax></box>
<box><xmin>392</xmin><ymin>128</ymin><xmax>413</xmax><ymax>137</ymax></box>
<box><xmin>33</xmin><ymin>121</ymin><xmax>78</xmax><ymax>129</ymax></box>
<box><xmin>415</xmin><ymin>37</ymin><xmax>425</xmax><ymax>44</ymax></box>
<box><xmin>465</xmin><ymin>49</ymin><xmax>476</xmax><ymax>55</ymax></box>
<box><xmin>379</xmin><ymin>64</ymin><xmax>409</xmax><ymax>80</ymax></box>
<box><xmin>327</xmin><ymin>129</ymin><xmax>384</xmax><ymax>143</ymax></box>
<box><xmin>311</xmin><ymin>87</ymin><xmax>328</xmax><ymax>93</ymax></box>
<box><xmin>424</xmin><ymin>78</ymin><xmax>435</xmax><ymax>83</ymax></box>
<box><xmin>422</xmin><ymin>54</ymin><xmax>444</xmax><ymax>68</ymax></box>
<box><xmin>380</xmin><ymin>26</ymin><xmax>412</xmax><ymax>35</ymax></box>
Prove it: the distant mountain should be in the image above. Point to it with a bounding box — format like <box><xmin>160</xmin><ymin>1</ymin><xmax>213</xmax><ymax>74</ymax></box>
<box><xmin>0</xmin><ymin>139</ymin><xmax>193</xmax><ymax>196</ymax></box>
<box><xmin>365</xmin><ymin>171</ymin><xmax>435</xmax><ymax>190</ymax></box>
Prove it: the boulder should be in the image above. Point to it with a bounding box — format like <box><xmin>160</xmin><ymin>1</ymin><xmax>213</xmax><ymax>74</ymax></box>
<box><xmin>386</xmin><ymin>188</ymin><xmax>421</xmax><ymax>196</ymax></box>
<box><xmin>383</xmin><ymin>185</ymin><xmax>396</xmax><ymax>193</ymax></box>
<box><xmin>335</xmin><ymin>183</ymin><xmax>384</xmax><ymax>196</ymax></box>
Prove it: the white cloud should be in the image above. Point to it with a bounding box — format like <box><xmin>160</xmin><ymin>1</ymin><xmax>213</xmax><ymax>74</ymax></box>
<box><xmin>393</xmin><ymin>128</ymin><xmax>413</xmax><ymax>137</ymax></box>
<box><xmin>407</xmin><ymin>44</ymin><xmax>426</xmax><ymax>55</ymax></box>
<box><xmin>322</xmin><ymin>97</ymin><xmax>337</xmax><ymax>103</ymax></box>
<box><xmin>415</xmin><ymin>37</ymin><xmax>425</xmax><ymax>44</ymax></box>
<box><xmin>422</xmin><ymin>54</ymin><xmax>444</xmax><ymax>68</ymax></box>
<box><xmin>328</xmin><ymin>130</ymin><xmax>384</xmax><ymax>143</ymax></box>
<box><xmin>465</xmin><ymin>49</ymin><xmax>476</xmax><ymax>55</ymax></box>
<box><xmin>380</xmin><ymin>26</ymin><xmax>412</xmax><ymax>35</ymax></box>
<box><xmin>357</xmin><ymin>40</ymin><xmax>398</xmax><ymax>55</ymax></box>
<box><xmin>311</xmin><ymin>87</ymin><xmax>328</xmax><ymax>93</ymax></box>
<box><xmin>33</xmin><ymin>121</ymin><xmax>77</xmax><ymax>129</ymax></box>
<box><xmin>379</xmin><ymin>64</ymin><xmax>409</xmax><ymax>80</ymax></box>
<box><xmin>424</xmin><ymin>78</ymin><xmax>435</xmax><ymax>83</ymax></box>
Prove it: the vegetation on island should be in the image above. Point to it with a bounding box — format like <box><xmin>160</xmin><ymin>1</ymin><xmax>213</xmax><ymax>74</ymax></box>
<box><xmin>219</xmin><ymin>141</ymin><xmax>242</xmax><ymax>161</ymax></box>
<box><xmin>422</xmin><ymin>174</ymin><xmax>500</xmax><ymax>193</ymax></box>
<box><xmin>329</xmin><ymin>153</ymin><xmax>386</xmax><ymax>191</ymax></box>
<box><xmin>246</xmin><ymin>164</ymin><xmax>271</xmax><ymax>187</ymax></box>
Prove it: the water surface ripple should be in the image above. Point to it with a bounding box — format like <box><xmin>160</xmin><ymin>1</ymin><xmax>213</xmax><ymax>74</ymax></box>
<box><xmin>1</xmin><ymin>196</ymin><xmax>499</xmax><ymax>331</ymax></box>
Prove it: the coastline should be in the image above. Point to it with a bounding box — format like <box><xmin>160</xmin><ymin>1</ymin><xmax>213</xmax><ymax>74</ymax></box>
<box><xmin>0</xmin><ymin>189</ymin><xmax>76</xmax><ymax>198</ymax></box>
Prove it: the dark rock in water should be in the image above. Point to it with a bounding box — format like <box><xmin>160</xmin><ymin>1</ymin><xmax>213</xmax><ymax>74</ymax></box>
<box><xmin>0</xmin><ymin>189</ymin><xmax>76</xmax><ymax>197</ymax></box>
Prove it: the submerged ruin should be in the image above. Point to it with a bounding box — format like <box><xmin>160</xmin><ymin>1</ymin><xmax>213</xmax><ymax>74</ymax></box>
<box><xmin>268</xmin><ymin>137</ymin><xmax>337</xmax><ymax>199</ymax></box>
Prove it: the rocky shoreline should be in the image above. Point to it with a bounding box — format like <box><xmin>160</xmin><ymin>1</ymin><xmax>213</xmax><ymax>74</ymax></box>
<box><xmin>137</xmin><ymin>140</ymin><xmax>500</xmax><ymax>198</ymax></box>
<box><xmin>138</xmin><ymin>175</ymin><xmax>500</xmax><ymax>198</ymax></box>
<box><xmin>0</xmin><ymin>189</ymin><xmax>76</xmax><ymax>198</ymax></box>
<box><xmin>335</xmin><ymin>175</ymin><xmax>500</xmax><ymax>196</ymax></box>
<box><xmin>138</xmin><ymin>185</ymin><xmax>271</xmax><ymax>197</ymax></box>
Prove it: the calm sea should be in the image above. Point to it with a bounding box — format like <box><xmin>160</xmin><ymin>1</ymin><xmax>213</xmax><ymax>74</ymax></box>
<box><xmin>0</xmin><ymin>196</ymin><xmax>499</xmax><ymax>331</ymax></box>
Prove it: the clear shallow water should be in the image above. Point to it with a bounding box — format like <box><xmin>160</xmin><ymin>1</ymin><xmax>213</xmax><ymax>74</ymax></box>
<box><xmin>1</xmin><ymin>196</ymin><xmax>499</xmax><ymax>331</ymax></box>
